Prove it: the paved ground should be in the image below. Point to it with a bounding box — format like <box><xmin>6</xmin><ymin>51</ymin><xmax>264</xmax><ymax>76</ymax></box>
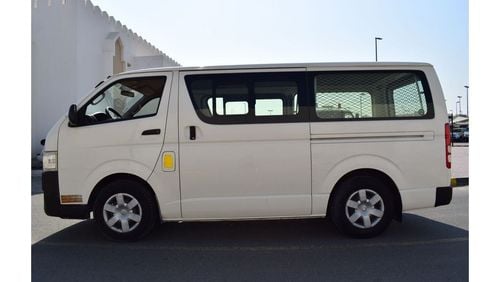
<box><xmin>32</xmin><ymin>183</ymin><xmax>468</xmax><ymax>281</ymax></box>
<box><xmin>31</xmin><ymin>189</ymin><xmax>468</xmax><ymax>282</ymax></box>
<box><xmin>451</xmin><ymin>145</ymin><xmax>469</xmax><ymax>178</ymax></box>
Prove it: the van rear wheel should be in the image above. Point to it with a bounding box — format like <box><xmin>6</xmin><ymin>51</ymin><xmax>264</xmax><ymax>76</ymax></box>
<box><xmin>93</xmin><ymin>179</ymin><xmax>158</xmax><ymax>241</ymax></box>
<box><xmin>330</xmin><ymin>175</ymin><xmax>394</xmax><ymax>238</ymax></box>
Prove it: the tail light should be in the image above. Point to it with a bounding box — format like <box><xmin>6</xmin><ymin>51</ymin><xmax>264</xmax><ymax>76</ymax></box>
<box><xmin>445</xmin><ymin>123</ymin><xmax>451</xmax><ymax>168</ymax></box>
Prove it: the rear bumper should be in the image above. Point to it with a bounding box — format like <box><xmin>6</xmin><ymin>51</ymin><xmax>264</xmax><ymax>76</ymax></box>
<box><xmin>435</xmin><ymin>186</ymin><xmax>453</xmax><ymax>207</ymax></box>
<box><xmin>42</xmin><ymin>171</ymin><xmax>90</xmax><ymax>219</ymax></box>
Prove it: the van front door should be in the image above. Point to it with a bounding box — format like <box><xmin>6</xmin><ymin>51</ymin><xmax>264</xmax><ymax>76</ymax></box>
<box><xmin>178</xmin><ymin>70</ymin><xmax>311</xmax><ymax>219</ymax></box>
<box><xmin>58</xmin><ymin>73</ymin><xmax>172</xmax><ymax>203</ymax></box>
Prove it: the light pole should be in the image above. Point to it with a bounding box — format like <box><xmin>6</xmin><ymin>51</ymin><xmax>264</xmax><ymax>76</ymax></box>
<box><xmin>457</xmin><ymin>96</ymin><xmax>462</xmax><ymax>115</ymax></box>
<box><xmin>375</xmin><ymin>37</ymin><xmax>383</xmax><ymax>62</ymax></box>
<box><xmin>455</xmin><ymin>101</ymin><xmax>459</xmax><ymax>117</ymax></box>
<box><xmin>464</xmin><ymin>85</ymin><xmax>469</xmax><ymax>116</ymax></box>
<box><xmin>359</xmin><ymin>93</ymin><xmax>365</xmax><ymax>117</ymax></box>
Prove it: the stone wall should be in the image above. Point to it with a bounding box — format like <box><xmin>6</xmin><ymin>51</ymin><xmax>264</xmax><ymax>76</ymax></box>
<box><xmin>32</xmin><ymin>0</ymin><xmax>179</xmax><ymax>158</ymax></box>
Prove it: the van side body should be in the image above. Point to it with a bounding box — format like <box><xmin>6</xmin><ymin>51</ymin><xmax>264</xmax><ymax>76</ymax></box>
<box><xmin>42</xmin><ymin>62</ymin><xmax>452</xmax><ymax>239</ymax></box>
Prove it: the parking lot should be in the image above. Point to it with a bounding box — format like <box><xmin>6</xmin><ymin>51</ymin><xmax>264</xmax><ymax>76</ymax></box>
<box><xmin>31</xmin><ymin>146</ymin><xmax>468</xmax><ymax>282</ymax></box>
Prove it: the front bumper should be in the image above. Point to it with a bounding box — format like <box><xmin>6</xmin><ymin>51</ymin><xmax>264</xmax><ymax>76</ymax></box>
<box><xmin>435</xmin><ymin>186</ymin><xmax>453</xmax><ymax>207</ymax></box>
<box><xmin>42</xmin><ymin>171</ymin><xmax>90</xmax><ymax>219</ymax></box>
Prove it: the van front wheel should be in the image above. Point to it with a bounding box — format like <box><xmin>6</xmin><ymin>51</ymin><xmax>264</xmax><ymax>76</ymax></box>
<box><xmin>93</xmin><ymin>180</ymin><xmax>158</xmax><ymax>241</ymax></box>
<box><xmin>330</xmin><ymin>175</ymin><xmax>394</xmax><ymax>238</ymax></box>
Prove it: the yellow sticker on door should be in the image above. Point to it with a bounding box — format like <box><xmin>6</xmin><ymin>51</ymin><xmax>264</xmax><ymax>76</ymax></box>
<box><xmin>162</xmin><ymin>152</ymin><xmax>175</xmax><ymax>171</ymax></box>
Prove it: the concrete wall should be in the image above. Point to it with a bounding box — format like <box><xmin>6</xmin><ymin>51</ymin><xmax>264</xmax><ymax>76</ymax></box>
<box><xmin>133</xmin><ymin>55</ymin><xmax>175</xmax><ymax>70</ymax></box>
<box><xmin>32</xmin><ymin>0</ymin><xmax>180</xmax><ymax>158</ymax></box>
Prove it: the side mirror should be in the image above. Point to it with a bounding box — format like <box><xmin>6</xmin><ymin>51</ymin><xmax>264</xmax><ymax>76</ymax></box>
<box><xmin>68</xmin><ymin>104</ymin><xmax>79</xmax><ymax>126</ymax></box>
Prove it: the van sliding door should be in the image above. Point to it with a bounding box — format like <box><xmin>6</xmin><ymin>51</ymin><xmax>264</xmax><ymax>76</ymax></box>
<box><xmin>178</xmin><ymin>69</ymin><xmax>311</xmax><ymax>219</ymax></box>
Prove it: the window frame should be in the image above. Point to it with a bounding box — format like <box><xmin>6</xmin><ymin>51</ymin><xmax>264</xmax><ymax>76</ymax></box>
<box><xmin>184</xmin><ymin>72</ymin><xmax>308</xmax><ymax>124</ymax></box>
<box><xmin>307</xmin><ymin>70</ymin><xmax>435</xmax><ymax>122</ymax></box>
<box><xmin>73</xmin><ymin>76</ymin><xmax>167</xmax><ymax>127</ymax></box>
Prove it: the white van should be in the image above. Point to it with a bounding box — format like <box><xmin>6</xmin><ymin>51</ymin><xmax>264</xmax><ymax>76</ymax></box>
<box><xmin>42</xmin><ymin>62</ymin><xmax>452</xmax><ymax>240</ymax></box>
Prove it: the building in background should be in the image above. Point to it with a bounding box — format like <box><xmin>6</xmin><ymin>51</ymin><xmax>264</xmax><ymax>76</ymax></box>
<box><xmin>31</xmin><ymin>0</ymin><xmax>179</xmax><ymax>162</ymax></box>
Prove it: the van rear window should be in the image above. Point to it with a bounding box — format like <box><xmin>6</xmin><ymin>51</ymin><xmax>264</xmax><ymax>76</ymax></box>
<box><xmin>313</xmin><ymin>71</ymin><xmax>433</xmax><ymax>120</ymax></box>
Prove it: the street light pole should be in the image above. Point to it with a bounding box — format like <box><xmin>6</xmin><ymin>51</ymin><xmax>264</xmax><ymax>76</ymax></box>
<box><xmin>359</xmin><ymin>93</ymin><xmax>365</xmax><ymax>117</ymax></box>
<box><xmin>464</xmin><ymin>85</ymin><xmax>469</xmax><ymax>116</ymax></box>
<box><xmin>457</xmin><ymin>96</ymin><xmax>462</xmax><ymax>115</ymax></box>
<box><xmin>455</xmin><ymin>101</ymin><xmax>459</xmax><ymax>117</ymax></box>
<box><xmin>359</xmin><ymin>95</ymin><xmax>362</xmax><ymax>117</ymax></box>
<box><xmin>375</xmin><ymin>37</ymin><xmax>382</xmax><ymax>62</ymax></box>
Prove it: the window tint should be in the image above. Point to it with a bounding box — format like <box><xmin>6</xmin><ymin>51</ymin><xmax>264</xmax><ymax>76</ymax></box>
<box><xmin>255</xmin><ymin>99</ymin><xmax>283</xmax><ymax>116</ymax></box>
<box><xmin>185</xmin><ymin>73</ymin><xmax>304</xmax><ymax>124</ymax></box>
<box><xmin>207</xmin><ymin>98</ymin><xmax>249</xmax><ymax>115</ymax></box>
<box><xmin>189</xmin><ymin>79</ymin><xmax>214</xmax><ymax>118</ymax></box>
<box><xmin>210</xmin><ymin>82</ymin><xmax>249</xmax><ymax>116</ymax></box>
<box><xmin>254</xmin><ymin>80</ymin><xmax>298</xmax><ymax>116</ymax></box>
<box><xmin>314</xmin><ymin>72</ymin><xmax>432</xmax><ymax>120</ymax></box>
<box><xmin>82</xmin><ymin>76</ymin><xmax>166</xmax><ymax>125</ymax></box>
<box><xmin>134</xmin><ymin>97</ymin><xmax>160</xmax><ymax>117</ymax></box>
<box><xmin>393</xmin><ymin>80</ymin><xmax>427</xmax><ymax>117</ymax></box>
<box><xmin>316</xmin><ymin>91</ymin><xmax>372</xmax><ymax>119</ymax></box>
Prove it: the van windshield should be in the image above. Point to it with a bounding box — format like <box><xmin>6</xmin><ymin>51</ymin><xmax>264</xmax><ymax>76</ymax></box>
<box><xmin>82</xmin><ymin>76</ymin><xmax>166</xmax><ymax>125</ymax></box>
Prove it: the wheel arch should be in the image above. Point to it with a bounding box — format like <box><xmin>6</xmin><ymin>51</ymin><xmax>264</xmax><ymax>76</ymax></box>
<box><xmin>87</xmin><ymin>173</ymin><xmax>161</xmax><ymax>221</ymax></box>
<box><xmin>326</xmin><ymin>168</ymin><xmax>403</xmax><ymax>221</ymax></box>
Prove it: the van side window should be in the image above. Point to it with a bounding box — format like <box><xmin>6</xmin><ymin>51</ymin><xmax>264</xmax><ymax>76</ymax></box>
<box><xmin>133</xmin><ymin>97</ymin><xmax>161</xmax><ymax>117</ymax></box>
<box><xmin>82</xmin><ymin>76</ymin><xmax>166</xmax><ymax>125</ymax></box>
<box><xmin>313</xmin><ymin>72</ymin><xmax>433</xmax><ymax>120</ymax></box>
<box><xmin>207</xmin><ymin>82</ymin><xmax>249</xmax><ymax>116</ymax></box>
<box><xmin>316</xmin><ymin>90</ymin><xmax>372</xmax><ymax>119</ymax></box>
<box><xmin>185</xmin><ymin>73</ymin><xmax>305</xmax><ymax>124</ymax></box>
<box><xmin>254</xmin><ymin>80</ymin><xmax>298</xmax><ymax>116</ymax></box>
<box><xmin>392</xmin><ymin>79</ymin><xmax>428</xmax><ymax>117</ymax></box>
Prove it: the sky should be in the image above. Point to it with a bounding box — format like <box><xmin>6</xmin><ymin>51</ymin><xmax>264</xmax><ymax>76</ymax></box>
<box><xmin>90</xmin><ymin>0</ymin><xmax>468</xmax><ymax>115</ymax></box>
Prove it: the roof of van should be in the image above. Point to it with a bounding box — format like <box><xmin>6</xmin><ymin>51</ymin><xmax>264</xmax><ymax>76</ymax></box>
<box><xmin>122</xmin><ymin>62</ymin><xmax>433</xmax><ymax>74</ymax></box>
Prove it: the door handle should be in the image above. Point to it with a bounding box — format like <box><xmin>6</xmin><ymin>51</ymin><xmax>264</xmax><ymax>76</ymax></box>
<box><xmin>142</xmin><ymin>129</ymin><xmax>161</xmax><ymax>135</ymax></box>
<box><xmin>189</xmin><ymin>126</ymin><xmax>196</xmax><ymax>140</ymax></box>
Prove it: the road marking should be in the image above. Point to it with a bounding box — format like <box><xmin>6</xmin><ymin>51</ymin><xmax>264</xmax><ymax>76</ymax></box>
<box><xmin>36</xmin><ymin>236</ymin><xmax>468</xmax><ymax>252</ymax></box>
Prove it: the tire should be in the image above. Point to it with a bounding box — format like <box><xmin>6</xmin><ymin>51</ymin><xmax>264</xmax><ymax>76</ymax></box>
<box><xmin>93</xmin><ymin>179</ymin><xmax>158</xmax><ymax>241</ymax></box>
<box><xmin>330</xmin><ymin>175</ymin><xmax>394</xmax><ymax>238</ymax></box>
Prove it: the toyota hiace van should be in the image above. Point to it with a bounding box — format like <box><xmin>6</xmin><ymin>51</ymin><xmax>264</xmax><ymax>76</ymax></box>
<box><xmin>42</xmin><ymin>62</ymin><xmax>452</xmax><ymax>240</ymax></box>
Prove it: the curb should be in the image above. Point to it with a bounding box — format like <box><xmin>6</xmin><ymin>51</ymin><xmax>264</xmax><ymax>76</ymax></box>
<box><xmin>451</xmin><ymin>177</ymin><xmax>469</xmax><ymax>187</ymax></box>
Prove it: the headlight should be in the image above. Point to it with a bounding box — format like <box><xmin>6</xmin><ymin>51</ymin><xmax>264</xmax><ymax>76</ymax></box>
<box><xmin>43</xmin><ymin>151</ymin><xmax>58</xmax><ymax>171</ymax></box>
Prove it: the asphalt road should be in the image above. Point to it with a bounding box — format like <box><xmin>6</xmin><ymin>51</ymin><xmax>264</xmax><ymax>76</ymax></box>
<box><xmin>32</xmin><ymin>184</ymin><xmax>468</xmax><ymax>282</ymax></box>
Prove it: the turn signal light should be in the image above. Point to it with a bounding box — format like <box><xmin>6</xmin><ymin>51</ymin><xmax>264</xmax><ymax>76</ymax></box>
<box><xmin>60</xmin><ymin>195</ymin><xmax>83</xmax><ymax>203</ymax></box>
